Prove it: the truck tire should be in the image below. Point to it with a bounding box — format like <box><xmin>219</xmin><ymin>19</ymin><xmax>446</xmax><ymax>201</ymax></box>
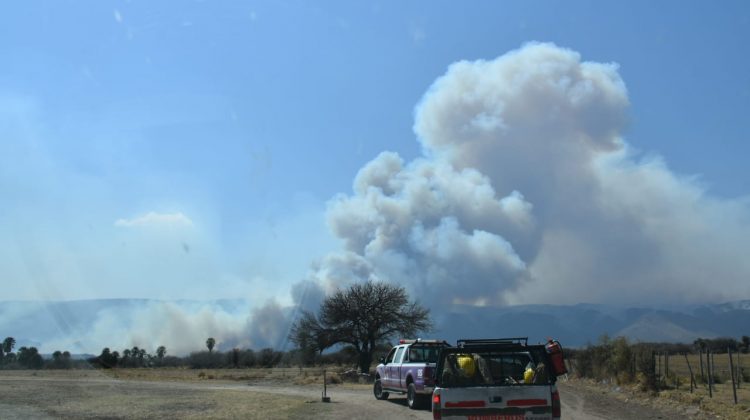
<box><xmin>407</xmin><ymin>382</ymin><xmax>424</xmax><ymax>409</ymax></box>
<box><xmin>373</xmin><ymin>378</ymin><xmax>389</xmax><ymax>400</ymax></box>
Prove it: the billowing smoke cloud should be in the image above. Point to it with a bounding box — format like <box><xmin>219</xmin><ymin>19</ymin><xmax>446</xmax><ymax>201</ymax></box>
<box><xmin>296</xmin><ymin>42</ymin><xmax>750</xmax><ymax>310</ymax></box>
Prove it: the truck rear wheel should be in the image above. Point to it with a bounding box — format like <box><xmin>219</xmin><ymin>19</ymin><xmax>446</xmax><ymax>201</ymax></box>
<box><xmin>373</xmin><ymin>378</ymin><xmax>389</xmax><ymax>400</ymax></box>
<box><xmin>407</xmin><ymin>383</ymin><xmax>425</xmax><ymax>409</ymax></box>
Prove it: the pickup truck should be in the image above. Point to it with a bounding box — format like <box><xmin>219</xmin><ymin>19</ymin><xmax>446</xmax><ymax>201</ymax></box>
<box><xmin>431</xmin><ymin>338</ymin><xmax>564</xmax><ymax>420</ymax></box>
<box><xmin>373</xmin><ymin>339</ymin><xmax>450</xmax><ymax>409</ymax></box>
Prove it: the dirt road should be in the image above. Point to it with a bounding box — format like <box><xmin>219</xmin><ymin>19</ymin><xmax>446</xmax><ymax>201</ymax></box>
<box><xmin>0</xmin><ymin>372</ymin><xmax>712</xmax><ymax>419</ymax></box>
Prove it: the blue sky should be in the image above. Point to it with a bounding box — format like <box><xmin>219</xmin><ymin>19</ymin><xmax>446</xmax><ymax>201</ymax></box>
<box><xmin>2</xmin><ymin>1</ymin><xmax>749</xmax><ymax>303</ymax></box>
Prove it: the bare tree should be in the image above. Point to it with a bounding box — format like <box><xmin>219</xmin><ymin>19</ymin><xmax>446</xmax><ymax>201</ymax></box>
<box><xmin>290</xmin><ymin>281</ymin><xmax>431</xmax><ymax>373</ymax></box>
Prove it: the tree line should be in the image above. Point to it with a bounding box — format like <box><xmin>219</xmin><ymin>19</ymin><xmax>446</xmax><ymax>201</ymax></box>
<box><xmin>0</xmin><ymin>282</ymin><xmax>432</xmax><ymax>373</ymax></box>
<box><xmin>0</xmin><ymin>334</ymin><xmax>371</xmax><ymax>370</ymax></box>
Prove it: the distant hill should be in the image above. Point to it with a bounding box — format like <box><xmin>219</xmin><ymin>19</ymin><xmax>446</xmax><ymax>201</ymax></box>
<box><xmin>432</xmin><ymin>301</ymin><xmax>750</xmax><ymax>347</ymax></box>
<box><xmin>0</xmin><ymin>299</ymin><xmax>748</xmax><ymax>353</ymax></box>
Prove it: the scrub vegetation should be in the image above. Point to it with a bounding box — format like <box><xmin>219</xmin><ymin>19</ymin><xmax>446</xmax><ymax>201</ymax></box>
<box><xmin>569</xmin><ymin>335</ymin><xmax>750</xmax><ymax>419</ymax></box>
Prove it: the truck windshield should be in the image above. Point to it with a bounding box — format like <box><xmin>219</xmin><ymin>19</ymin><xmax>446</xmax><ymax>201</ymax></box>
<box><xmin>438</xmin><ymin>349</ymin><xmax>552</xmax><ymax>387</ymax></box>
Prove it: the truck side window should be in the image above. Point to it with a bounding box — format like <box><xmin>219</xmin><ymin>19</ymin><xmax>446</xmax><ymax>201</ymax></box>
<box><xmin>385</xmin><ymin>348</ymin><xmax>397</xmax><ymax>364</ymax></box>
<box><xmin>393</xmin><ymin>347</ymin><xmax>405</xmax><ymax>363</ymax></box>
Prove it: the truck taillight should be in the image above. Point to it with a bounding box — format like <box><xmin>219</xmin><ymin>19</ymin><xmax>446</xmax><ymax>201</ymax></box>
<box><xmin>432</xmin><ymin>393</ymin><xmax>441</xmax><ymax>420</ymax></box>
<box><xmin>551</xmin><ymin>390</ymin><xmax>561</xmax><ymax>418</ymax></box>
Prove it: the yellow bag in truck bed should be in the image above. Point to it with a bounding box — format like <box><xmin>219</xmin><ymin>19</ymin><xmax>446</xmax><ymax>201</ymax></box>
<box><xmin>457</xmin><ymin>354</ymin><xmax>476</xmax><ymax>377</ymax></box>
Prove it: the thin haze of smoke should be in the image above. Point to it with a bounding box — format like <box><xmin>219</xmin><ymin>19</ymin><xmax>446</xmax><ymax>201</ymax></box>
<box><xmin>294</xmin><ymin>42</ymin><xmax>750</xmax><ymax>313</ymax></box>
<box><xmin>35</xmin><ymin>301</ymin><xmax>292</xmax><ymax>355</ymax></box>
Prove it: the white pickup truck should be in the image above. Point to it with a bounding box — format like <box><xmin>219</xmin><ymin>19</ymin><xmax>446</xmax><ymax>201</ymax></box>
<box><xmin>431</xmin><ymin>338</ymin><xmax>565</xmax><ymax>420</ymax></box>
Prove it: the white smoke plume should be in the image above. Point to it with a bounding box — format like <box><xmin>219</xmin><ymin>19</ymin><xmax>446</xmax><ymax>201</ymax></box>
<box><xmin>297</xmin><ymin>42</ymin><xmax>750</xmax><ymax>310</ymax></box>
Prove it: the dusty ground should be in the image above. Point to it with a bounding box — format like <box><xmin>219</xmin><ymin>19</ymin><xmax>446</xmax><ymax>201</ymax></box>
<box><xmin>561</xmin><ymin>377</ymin><xmax>750</xmax><ymax>420</ymax></box>
<box><xmin>0</xmin><ymin>369</ymin><xmax>743</xmax><ymax>419</ymax></box>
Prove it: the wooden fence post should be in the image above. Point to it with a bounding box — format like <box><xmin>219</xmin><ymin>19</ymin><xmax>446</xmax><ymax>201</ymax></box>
<box><xmin>706</xmin><ymin>350</ymin><xmax>714</xmax><ymax>398</ymax></box>
<box><xmin>684</xmin><ymin>353</ymin><xmax>695</xmax><ymax>393</ymax></box>
<box><xmin>657</xmin><ymin>351</ymin><xmax>662</xmax><ymax>381</ymax></box>
<box><xmin>711</xmin><ymin>351</ymin><xmax>716</xmax><ymax>381</ymax></box>
<box><xmin>729</xmin><ymin>348</ymin><xmax>738</xmax><ymax>404</ymax></box>
<box><xmin>737</xmin><ymin>351</ymin><xmax>744</xmax><ymax>388</ymax></box>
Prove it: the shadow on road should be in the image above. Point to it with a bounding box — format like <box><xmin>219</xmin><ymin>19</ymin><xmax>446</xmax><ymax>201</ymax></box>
<box><xmin>384</xmin><ymin>396</ymin><xmax>432</xmax><ymax>412</ymax></box>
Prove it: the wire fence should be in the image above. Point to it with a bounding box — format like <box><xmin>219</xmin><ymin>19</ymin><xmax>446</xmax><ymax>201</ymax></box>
<box><xmin>653</xmin><ymin>350</ymin><xmax>748</xmax><ymax>400</ymax></box>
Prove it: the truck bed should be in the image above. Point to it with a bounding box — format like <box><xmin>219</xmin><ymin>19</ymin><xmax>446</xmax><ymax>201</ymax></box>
<box><xmin>431</xmin><ymin>339</ymin><xmax>561</xmax><ymax>420</ymax></box>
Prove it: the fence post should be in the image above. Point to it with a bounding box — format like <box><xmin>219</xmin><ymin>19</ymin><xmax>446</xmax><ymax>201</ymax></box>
<box><xmin>684</xmin><ymin>353</ymin><xmax>695</xmax><ymax>393</ymax></box>
<box><xmin>737</xmin><ymin>351</ymin><xmax>744</xmax><ymax>388</ymax></box>
<box><xmin>699</xmin><ymin>349</ymin><xmax>705</xmax><ymax>383</ymax></box>
<box><xmin>657</xmin><ymin>351</ymin><xmax>662</xmax><ymax>382</ymax></box>
<box><xmin>706</xmin><ymin>350</ymin><xmax>714</xmax><ymax>398</ymax></box>
<box><xmin>728</xmin><ymin>349</ymin><xmax>738</xmax><ymax>404</ymax></box>
<box><xmin>711</xmin><ymin>351</ymin><xmax>716</xmax><ymax>381</ymax></box>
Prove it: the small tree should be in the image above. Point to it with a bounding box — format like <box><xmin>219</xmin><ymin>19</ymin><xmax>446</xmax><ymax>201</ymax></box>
<box><xmin>2</xmin><ymin>337</ymin><xmax>15</xmax><ymax>354</ymax></box>
<box><xmin>157</xmin><ymin>346</ymin><xmax>167</xmax><ymax>360</ymax></box>
<box><xmin>17</xmin><ymin>346</ymin><xmax>43</xmax><ymax>369</ymax></box>
<box><xmin>51</xmin><ymin>350</ymin><xmax>66</xmax><ymax>369</ymax></box>
<box><xmin>741</xmin><ymin>335</ymin><xmax>750</xmax><ymax>354</ymax></box>
<box><xmin>98</xmin><ymin>347</ymin><xmax>118</xmax><ymax>368</ymax></box>
<box><xmin>62</xmin><ymin>351</ymin><xmax>72</xmax><ymax>369</ymax></box>
<box><xmin>206</xmin><ymin>337</ymin><xmax>216</xmax><ymax>353</ymax></box>
<box><xmin>290</xmin><ymin>281</ymin><xmax>431</xmax><ymax>373</ymax></box>
<box><xmin>131</xmin><ymin>346</ymin><xmax>142</xmax><ymax>367</ymax></box>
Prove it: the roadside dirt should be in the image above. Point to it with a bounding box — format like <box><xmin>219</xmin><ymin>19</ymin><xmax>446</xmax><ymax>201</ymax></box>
<box><xmin>0</xmin><ymin>371</ymin><xmax>727</xmax><ymax>419</ymax></box>
<box><xmin>557</xmin><ymin>380</ymin><xmax>710</xmax><ymax>420</ymax></box>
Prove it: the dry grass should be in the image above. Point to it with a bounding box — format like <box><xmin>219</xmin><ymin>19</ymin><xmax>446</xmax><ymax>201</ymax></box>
<box><xmin>0</xmin><ymin>370</ymin><xmax>335</xmax><ymax>419</ymax></box>
<box><xmin>6</xmin><ymin>366</ymin><xmax>333</xmax><ymax>383</ymax></box>
<box><xmin>0</xmin><ymin>366</ymin><xmax>371</xmax><ymax>388</ymax></box>
<box><xmin>658</xmin><ymin>352</ymin><xmax>750</xmax><ymax>384</ymax></box>
<box><xmin>635</xmin><ymin>352</ymin><xmax>750</xmax><ymax>419</ymax></box>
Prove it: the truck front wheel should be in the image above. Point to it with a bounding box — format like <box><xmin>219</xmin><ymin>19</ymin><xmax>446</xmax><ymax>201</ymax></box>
<box><xmin>373</xmin><ymin>378</ymin><xmax>389</xmax><ymax>400</ymax></box>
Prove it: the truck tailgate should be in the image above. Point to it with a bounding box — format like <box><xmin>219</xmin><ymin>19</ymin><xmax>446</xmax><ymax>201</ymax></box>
<box><xmin>434</xmin><ymin>385</ymin><xmax>555</xmax><ymax>420</ymax></box>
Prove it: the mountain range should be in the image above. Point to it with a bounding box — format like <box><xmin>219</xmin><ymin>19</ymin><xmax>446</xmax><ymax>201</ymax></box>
<box><xmin>1</xmin><ymin>299</ymin><xmax>748</xmax><ymax>354</ymax></box>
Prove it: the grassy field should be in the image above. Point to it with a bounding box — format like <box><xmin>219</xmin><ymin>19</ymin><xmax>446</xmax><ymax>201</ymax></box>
<box><xmin>0</xmin><ymin>370</ymin><xmax>334</xmax><ymax>419</ymax></box>
<box><xmin>0</xmin><ymin>369</ymin><xmax>416</xmax><ymax>419</ymax></box>
<box><xmin>656</xmin><ymin>352</ymin><xmax>749</xmax><ymax>388</ymax></box>
<box><xmin>649</xmin><ymin>352</ymin><xmax>750</xmax><ymax>418</ymax></box>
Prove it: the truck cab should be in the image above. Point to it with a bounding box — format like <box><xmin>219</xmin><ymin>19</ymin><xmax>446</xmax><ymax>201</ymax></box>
<box><xmin>374</xmin><ymin>339</ymin><xmax>449</xmax><ymax>409</ymax></box>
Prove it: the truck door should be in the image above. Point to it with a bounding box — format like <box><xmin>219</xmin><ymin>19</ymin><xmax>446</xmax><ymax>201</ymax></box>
<box><xmin>382</xmin><ymin>347</ymin><xmax>397</xmax><ymax>388</ymax></box>
<box><xmin>388</xmin><ymin>346</ymin><xmax>405</xmax><ymax>389</ymax></box>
